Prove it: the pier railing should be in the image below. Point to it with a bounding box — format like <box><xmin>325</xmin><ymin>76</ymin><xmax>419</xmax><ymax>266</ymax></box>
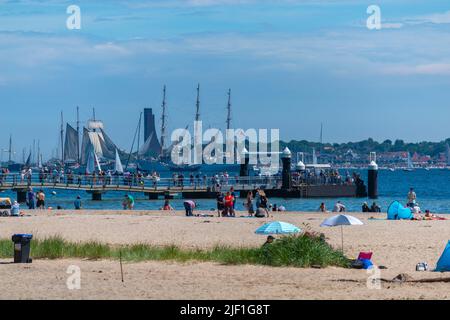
<box><xmin>0</xmin><ymin>172</ymin><xmax>353</xmax><ymax>193</ymax></box>
<box><xmin>0</xmin><ymin>173</ymin><xmax>285</xmax><ymax>192</ymax></box>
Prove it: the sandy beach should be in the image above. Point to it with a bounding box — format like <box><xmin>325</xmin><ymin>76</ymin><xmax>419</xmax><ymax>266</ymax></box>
<box><xmin>0</xmin><ymin>209</ymin><xmax>449</xmax><ymax>300</ymax></box>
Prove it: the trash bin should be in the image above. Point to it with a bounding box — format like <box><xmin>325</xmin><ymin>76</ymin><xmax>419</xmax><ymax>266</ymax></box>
<box><xmin>12</xmin><ymin>234</ymin><xmax>33</xmax><ymax>263</ymax></box>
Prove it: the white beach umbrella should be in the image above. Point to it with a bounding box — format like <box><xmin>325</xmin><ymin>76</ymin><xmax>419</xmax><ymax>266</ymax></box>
<box><xmin>320</xmin><ymin>214</ymin><xmax>363</xmax><ymax>253</ymax></box>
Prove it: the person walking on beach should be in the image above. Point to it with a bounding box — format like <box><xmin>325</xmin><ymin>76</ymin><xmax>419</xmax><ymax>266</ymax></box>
<box><xmin>74</xmin><ymin>196</ymin><xmax>82</xmax><ymax>210</ymax></box>
<box><xmin>183</xmin><ymin>200</ymin><xmax>196</xmax><ymax>217</ymax></box>
<box><xmin>407</xmin><ymin>188</ymin><xmax>417</xmax><ymax>207</ymax></box>
<box><xmin>27</xmin><ymin>187</ymin><xmax>35</xmax><ymax>210</ymax></box>
<box><xmin>36</xmin><ymin>190</ymin><xmax>46</xmax><ymax>210</ymax></box>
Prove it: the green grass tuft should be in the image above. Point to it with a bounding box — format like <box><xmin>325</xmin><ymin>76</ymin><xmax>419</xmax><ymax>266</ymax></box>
<box><xmin>0</xmin><ymin>234</ymin><xmax>350</xmax><ymax>268</ymax></box>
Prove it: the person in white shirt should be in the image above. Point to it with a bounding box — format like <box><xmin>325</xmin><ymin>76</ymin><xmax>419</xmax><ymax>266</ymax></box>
<box><xmin>333</xmin><ymin>201</ymin><xmax>346</xmax><ymax>213</ymax></box>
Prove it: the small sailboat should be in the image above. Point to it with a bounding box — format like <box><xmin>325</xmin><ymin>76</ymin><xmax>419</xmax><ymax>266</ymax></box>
<box><xmin>114</xmin><ymin>149</ymin><xmax>124</xmax><ymax>174</ymax></box>
<box><xmin>403</xmin><ymin>153</ymin><xmax>414</xmax><ymax>172</ymax></box>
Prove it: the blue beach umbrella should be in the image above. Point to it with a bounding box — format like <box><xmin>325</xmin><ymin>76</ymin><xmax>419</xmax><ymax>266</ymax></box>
<box><xmin>255</xmin><ymin>221</ymin><xmax>301</xmax><ymax>235</ymax></box>
<box><xmin>320</xmin><ymin>214</ymin><xmax>363</xmax><ymax>252</ymax></box>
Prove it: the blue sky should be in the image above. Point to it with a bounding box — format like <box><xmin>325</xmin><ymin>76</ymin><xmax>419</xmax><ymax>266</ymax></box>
<box><xmin>0</xmin><ymin>0</ymin><xmax>450</xmax><ymax>159</ymax></box>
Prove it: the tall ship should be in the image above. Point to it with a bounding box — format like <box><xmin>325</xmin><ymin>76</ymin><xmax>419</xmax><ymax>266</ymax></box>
<box><xmin>62</xmin><ymin>108</ymin><xmax>126</xmax><ymax>173</ymax></box>
<box><xmin>137</xmin><ymin>85</ymin><xmax>241</xmax><ymax>174</ymax></box>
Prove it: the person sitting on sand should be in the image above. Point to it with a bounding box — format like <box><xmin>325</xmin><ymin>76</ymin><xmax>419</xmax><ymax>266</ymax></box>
<box><xmin>263</xmin><ymin>235</ymin><xmax>275</xmax><ymax>247</ymax></box>
<box><xmin>10</xmin><ymin>201</ymin><xmax>21</xmax><ymax>217</ymax></box>
<box><xmin>370</xmin><ymin>202</ymin><xmax>381</xmax><ymax>213</ymax></box>
<box><xmin>362</xmin><ymin>202</ymin><xmax>370</xmax><ymax>213</ymax></box>
<box><xmin>161</xmin><ymin>200</ymin><xmax>174</xmax><ymax>211</ymax></box>
<box><xmin>183</xmin><ymin>200</ymin><xmax>196</xmax><ymax>217</ymax></box>
<box><xmin>318</xmin><ymin>202</ymin><xmax>327</xmax><ymax>213</ymax></box>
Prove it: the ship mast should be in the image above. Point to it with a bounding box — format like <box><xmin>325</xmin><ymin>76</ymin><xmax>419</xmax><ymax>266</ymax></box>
<box><xmin>60</xmin><ymin>111</ymin><xmax>64</xmax><ymax>162</ymax></box>
<box><xmin>77</xmin><ymin>106</ymin><xmax>80</xmax><ymax>164</ymax></box>
<box><xmin>160</xmin><ymin>85</ymin><xmax>167</xmax><ymax>156</ymax></box>
<box><xmin>137</xmin><ymin>112</ymin><xmax>142</xmax><ymax>162</ymax></box>
<box><xmin>195</xmin><ymin>84</ymin><xmax>201</xmax><ymax>122</ymax></box>
<box><xmin>8</xmin><ymin>134</ymin><xmax>12</xmax><ymax>163</ymax></box>
<box><xmin>226</xmin><ymin>88</ymin><xmax>232</xmax><ymax>130</ymax></box>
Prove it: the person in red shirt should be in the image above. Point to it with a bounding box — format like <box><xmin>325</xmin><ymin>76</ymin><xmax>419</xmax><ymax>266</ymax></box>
<box><xmin>224</xmin><ymin>191</ymin><xmax>235</xmax><ymax>217</ymax></box>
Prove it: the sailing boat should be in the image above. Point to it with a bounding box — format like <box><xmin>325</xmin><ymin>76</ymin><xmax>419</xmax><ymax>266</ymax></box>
<box><xmin>78</xmin><ymin>109</ymin><xmax>124</xmax><ymax>172</ymax></box>
<box><xmin>403</xmin><ymin>153</ymin><xmax>414</xmax><ymax>172</ymax></box>
<box><xmin>114</xmin><ymin>149</ymin><xmax>124</xmax><ymax>174</ymax></box>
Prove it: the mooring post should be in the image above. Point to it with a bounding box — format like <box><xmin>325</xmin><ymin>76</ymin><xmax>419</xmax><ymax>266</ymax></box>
<box><xmin>281</xmin><ymin>147</ymin><xmax>292</xmax><ymax>190</ymax></box>
<box><xmin>368</xmin><ymin>152</ymin><xmax>378</xmax><ymax>199</ymax></box>
<box><xmin>91</xmin><ymin>191</ymin><xmax>103</xmax><ymax>201</ymax></box>
<box><xmin>16</xmin><ymin>190</ymin><xmax>27</xmax><ymax>203</ymax></box>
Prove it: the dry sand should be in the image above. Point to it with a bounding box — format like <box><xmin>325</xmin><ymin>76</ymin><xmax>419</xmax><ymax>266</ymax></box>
<box><xmin>0</xmin><ymin>209</ymin><xmax>449</xmax><ymax>300</ymax></box>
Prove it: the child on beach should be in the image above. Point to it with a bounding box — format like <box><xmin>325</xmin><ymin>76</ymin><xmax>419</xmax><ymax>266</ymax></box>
<box><xmin>161</xmin><ymin>200</ymin><xmax>174</xmax><ymax>211</ymax></box>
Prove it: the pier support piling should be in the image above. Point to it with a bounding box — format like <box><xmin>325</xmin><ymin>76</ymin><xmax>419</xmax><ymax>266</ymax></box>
<box><xmin>368</xmin><ymin>152</ymin><xmax>378</xmax><ymax>199</ymax></box>
<box><xmin>281</xmin><ymin>147</ymin><xmax>292</xmax><ymax>190</ymax></box>
<box><xmin>239</xmin><ymin>148</ymin><xmax>250</xmax><ymax>177</ymax></box>
<box><xmin>90</xmin><ymin>192</ymin><xmax>103</xmax><ymax>201</ymax></box>
<box><xmin>16</xmin><ymin>190</ymin><xmax>27</xmax><ymax>203</ymax></box>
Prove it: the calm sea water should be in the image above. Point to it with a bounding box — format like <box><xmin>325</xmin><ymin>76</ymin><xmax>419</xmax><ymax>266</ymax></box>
<box><xmin>1</xmin><ymin>169</ymin><xmax>449</xmax><ymax>213</ymax></box>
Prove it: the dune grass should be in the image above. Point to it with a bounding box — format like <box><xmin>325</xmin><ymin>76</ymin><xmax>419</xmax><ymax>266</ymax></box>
<box><xmin>0</xmin><ymin>235</ymin><xmax>350</xmax><ymax>268</ymax></box>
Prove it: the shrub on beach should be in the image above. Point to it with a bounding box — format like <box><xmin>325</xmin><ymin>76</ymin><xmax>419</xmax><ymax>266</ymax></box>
<box><xmin>257</xmin><ymin>234</ymin><xmax>350</xmax><ymax>268</ymax></box>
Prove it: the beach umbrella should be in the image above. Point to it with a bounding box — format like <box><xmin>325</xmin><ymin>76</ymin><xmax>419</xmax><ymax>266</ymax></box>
<box><xmin>255</xmin><ymin>221</ymin><xmax>301</xmax><ymax>235</ymax></box>
<box><xmin>320</xmin><ymin>214</ymin><xmax>363</xmax><ymax>252</ymax></box>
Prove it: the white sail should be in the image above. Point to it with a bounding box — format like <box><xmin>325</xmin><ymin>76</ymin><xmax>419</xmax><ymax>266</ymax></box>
<box><xmin>86</xmin><ymin>148</ymin><xmax>95</xmax><ymax>174</ymax></box>
<box><xmin>114</xmin><ymin>149</ymin><xmax>124</xmax><ymax>174</ymax></box>
<box><xmin>94</xmin><ymin>151</ymin><xmax>102</xmax><ymax>172</ymax></box>
<box><xmin>407</xmin><ymin>152</ymin><xmax>414</xmax><ymax>169</ymax></box>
